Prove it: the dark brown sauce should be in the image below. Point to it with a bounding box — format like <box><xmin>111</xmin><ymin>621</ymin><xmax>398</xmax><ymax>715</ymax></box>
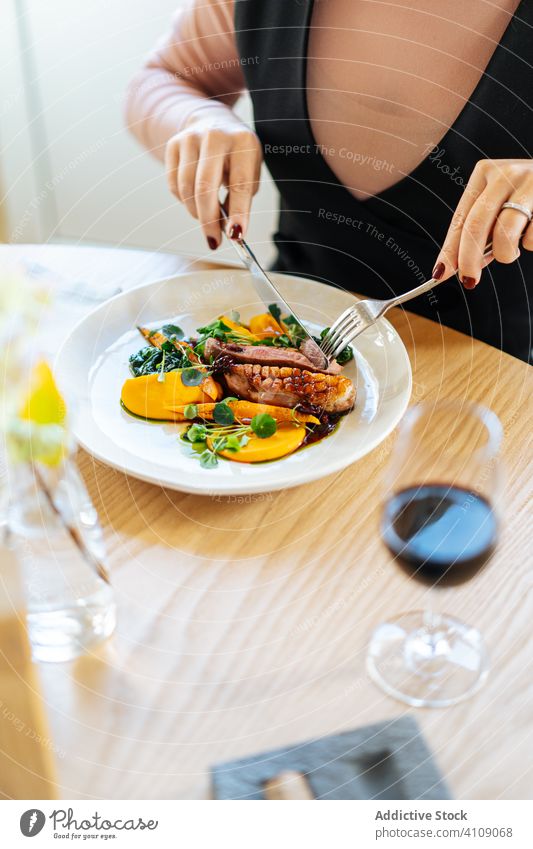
<box><xmin>302</xmin><ymin>417</ymin><xmax>340</xmax><ymax>446</ymax></box>
<box><xmin>211</xmin><ymin>354</ymin><xmax>236</xmax><ymax>376</ymax></box>
<box><xmin>294</xmin><ymin>403</ymin><xmax>344</xmax><ymax>446</ymax></box>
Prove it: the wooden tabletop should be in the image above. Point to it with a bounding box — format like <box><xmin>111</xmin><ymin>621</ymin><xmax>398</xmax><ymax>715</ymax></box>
<box><xmin>1</xmin><ymin>243</ymin><xmax>532</xmax><ymax>800</ymax></box>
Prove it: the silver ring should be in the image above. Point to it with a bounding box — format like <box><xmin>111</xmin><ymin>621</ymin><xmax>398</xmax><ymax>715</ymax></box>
<box><xmin>501</xmin><ymin>201</ymin><xmax>532</xmax><ymax>222</ymax></box>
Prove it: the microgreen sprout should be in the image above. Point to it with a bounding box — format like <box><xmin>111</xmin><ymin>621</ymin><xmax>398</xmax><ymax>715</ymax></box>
<box><xmin>157</xmin><ymin>349</ymin><xmax>166</xmax><ymax>382</ymax></box>
<box><xmin>183</xmin><ymin>411</ymin><xmax>278</xmax><ymax>468</ymax></box>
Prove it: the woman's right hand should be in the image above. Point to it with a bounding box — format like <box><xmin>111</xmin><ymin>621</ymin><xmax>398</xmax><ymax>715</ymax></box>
<box><xmin>164</xmin><ymin>113</ymin><xmax>263</xmax><ymax>250</ymax></box>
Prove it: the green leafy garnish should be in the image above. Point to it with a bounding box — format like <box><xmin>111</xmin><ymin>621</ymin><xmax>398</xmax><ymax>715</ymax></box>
<box><xmin>224</xmin><ymin>434</ymin><xmax>242</xmax><ymax>451</ymax></box>
<box><xmin>282</xmin><ymin>315</ymin><xmax>307</xmax><ymax>346</ymax></box>
<box><xmin>187</xmin><ymin>423</ymin><xmax>207</xmax><ymax>442</ymax></box>
<box><xmin>129</xmin><ymin>346</ymin><xmax>188</xmax><ymax>377</ymax></box>
<box><xmin>200</xmin><ymin>451</ymin><xmax>218</xmax><ymax>469</ymax></box>
<box><xmin>181</xmin><ymin>367</ymin><xmax>205</xmax><ymax>386</ymax></box>
<box><xmin>194</xmin><ymin>318</ymin><xmax>232</xmax><ymax>356</ymax></box>
<box><xmin>183</xmin><ymin>404</ymin><xmax>198</xmax><ymax>419</ymax></box>
<box><xmin>182</xmin><ymin>414</ymin><xmax>279</xmax><ymax>468</ymax></box>
<box><xmin>253</xmin><ymin>335</ymin><xmax>293</xmax><ymax>348</ymax></box>
<box><xmin>157</xmin><ymin>349</ymin><xmax>166</xmax><ymax>382</ymax></box>
<box><xmin>268</xmin><ymin>303</ymin><xmax>282</xmax><ymax>323</ymax></box>
<box><xmin>213</xmin><ymin>401</ymin><xmax>235</xmax><ymax>426</ymax></box>
<box><xmin>194</xmin><ymin>317</ymin><xmax>257</xmax><ymax>356</ymax></box>
<box><xmin>161</xmin><ymin>323</ymin><xmax>184</xmax><ymax>339</ymax></box>
<box><xmin>250</xmin><ymin>413</ymin><xmax>277</xmax><ymax>439</ymax></box>
<box><xmin>196</xmin><ymin>318</ymin><xmax>232</xmax><ymax>337</ymax></box>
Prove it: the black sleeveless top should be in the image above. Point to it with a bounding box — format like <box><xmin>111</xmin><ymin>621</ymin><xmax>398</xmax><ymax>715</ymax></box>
<box><xmin>235</xmin><ymin>0</ymin><xmax>533</xmax><ymax>362</ymax></box>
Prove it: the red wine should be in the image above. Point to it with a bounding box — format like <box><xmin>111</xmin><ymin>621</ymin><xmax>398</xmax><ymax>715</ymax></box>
<box><xmin>382</xmin><ymin>484</ymin><xmax>497</xmax><ymax>586</ymax></box>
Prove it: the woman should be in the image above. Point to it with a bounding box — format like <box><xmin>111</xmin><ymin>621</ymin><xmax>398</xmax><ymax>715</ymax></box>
<box><xmin>125</xmin><ymin>0</ymin><xmax>532</xmax><ymax>361</ymax></box>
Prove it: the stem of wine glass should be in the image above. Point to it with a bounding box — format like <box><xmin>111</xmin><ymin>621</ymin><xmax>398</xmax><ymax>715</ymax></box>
<box><xmin>423</xmin><ymin>605</ymin><xmax>440</xmax><ymax>645</ymax></box>
<box><xmin>425</xmin><ymin>575</ymin><xmax>445</xmax><ymax>633</ymax></box>
<box><xmin>404</xmin><ymin>587</ymin><xmax>450</xmax><ymax>678</ymax></box>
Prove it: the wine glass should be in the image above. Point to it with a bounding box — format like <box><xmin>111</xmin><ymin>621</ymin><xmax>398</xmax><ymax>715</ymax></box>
<box><xmin>367</xmin><ymin>400</ymin><xmax>503</xmax><ymax>707</ymax></box>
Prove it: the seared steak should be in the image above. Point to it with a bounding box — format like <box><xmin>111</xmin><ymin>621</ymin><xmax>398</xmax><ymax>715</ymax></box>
<box><xmin>204</xmin><ymin>338</ymin><xmax>341</xmax><ymax>375</ymax></box>
<box><xmin>224</xmin><ymin>364</ymin><xmax>355</xmax><ymax>414</ymax></box>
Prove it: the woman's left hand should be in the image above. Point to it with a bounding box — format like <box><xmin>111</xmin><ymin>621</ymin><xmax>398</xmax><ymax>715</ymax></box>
<box><xmin>433</xmin><ymin>159</ymin><xmax>533</xmax><ymax>288</ymax></box>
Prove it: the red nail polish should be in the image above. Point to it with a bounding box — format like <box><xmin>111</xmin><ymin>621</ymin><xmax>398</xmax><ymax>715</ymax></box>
<box><xmin>229</xmin><ymin>224</ymin><xmax>242</xmax><ymax>240</ymax></box>
<box><xmin>207</xmin><ymin>237</ymin><xmax>218</xmax><ymax>251</ymax></box>
<box><xmin>432</xmin><ymin>262</ymin><xmax>445</xmax><ymax>280</ymax></box>
<box><xmin>461</xmin><ymin>276</ymin><xmax>476</xmax><ymax>290</ymax></box>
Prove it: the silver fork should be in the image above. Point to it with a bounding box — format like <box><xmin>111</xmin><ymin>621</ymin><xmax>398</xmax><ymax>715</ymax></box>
<box><xmin>321</xmin><ymin>243</ymin><xmax>493</xmax><ymax>361</ymax></box>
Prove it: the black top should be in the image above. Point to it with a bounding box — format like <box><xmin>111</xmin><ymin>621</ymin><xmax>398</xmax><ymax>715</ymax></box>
<box><xmin>235</xmin><ymin>0</ymin><xmax>533</xmax><ymax>361</ymax></box>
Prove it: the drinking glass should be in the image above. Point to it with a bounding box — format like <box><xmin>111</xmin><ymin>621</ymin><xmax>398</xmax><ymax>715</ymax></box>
<box><xmin>367</xmin><ymin>401</ymin><xmax>503</xmax><ymax>707</ymax></box>
<box><xmin>7</xmin><ymin>458</ymin><xmax>117</xmax><ymax>663</ymax></box>
<box><xmin>4</xmin><ymin>366</ymin><xmax>116</xmax><ymax>663</ymax></box>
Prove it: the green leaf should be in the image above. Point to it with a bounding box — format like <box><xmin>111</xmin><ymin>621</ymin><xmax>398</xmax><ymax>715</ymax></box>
<box><xmin>191</xmin><ymin>440</ymin><xmax>207</xmax><ymax>454</ymax></box>
<box><xmin>227</xmin><ymin>331</ymin><xmax>254</xmax><ymax>345</ymax></box>
<box><xmin>181</xmin><ymin>368</ymin><xmax>204</xmax><ymax>386</ymax></box>
<box><xmin>200</xmin><ymin>450</ymin><xmax>218</xmax><ymax>469</ymax></box>
<box><xmin>196</xmin><ymin>318</ymin><xmax>232</xmax><ymax>336</ymax></box>
<box><xmin>183</xmin><ymin>404</ymin><xmax>198</xmax><ymax>420</ymax></box>
<box><xmin>336</xmin><ymin>344</ymin><xmax>354</xmax><ymax>365</ymax></box>
<box><xmin>272</xmin><ymin>335</ymin><xmax>293</xmax><ymax>348</ymax></box>
<box><xmin>250</xmin><ymin>413</ymin><xmax>277</xmax><ymax>439</ymax></box>
<box><xmin>187</xmin><ymin>423</ymin><xmax>207</xmax><ymax>443</ymax></box>
<box><xmin>161</xmin><ymin>323</ymin><xmax>184</xmax><ymax>339</ymax></box>
<box><xmin>129</xmin><ymin>344</ymin><xmax>188</xmax><ymax>376</ymax></box>
<box><xmin>212</xmin><ymin>436</ymin><xmax>227</xmax><ymax>452</ymax></box>
<box><xmin>213</xmin><ymin>402</ymin><xmax>235</xmax><ymax>425</ymax></box>
<box><xmin>283</xmin><ymin>316</ymin><xmax>307</xmax><ymax>345</ymax></box>
<box><xmin>224</xmin><ymin>434</ymin><xmax>242</xmax><ymax>452</ymax></box>
<box><xmin>128</xmin><ymin>346</ymin><xmax>160</xmax><ymax>376</ymax></box>
<box><xmin>268</xmin><ymin>303</ymin><xmax>282</xmax><ymax>323</ymax></box>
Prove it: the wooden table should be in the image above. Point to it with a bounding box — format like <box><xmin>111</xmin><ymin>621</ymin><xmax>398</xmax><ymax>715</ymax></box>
<box><xmin>1</xmin><ymin>243</ymin><xmax>532</xmax><ymax>800</ymax></box>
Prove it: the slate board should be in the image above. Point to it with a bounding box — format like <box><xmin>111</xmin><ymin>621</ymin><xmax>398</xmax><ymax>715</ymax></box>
<box><xmin>212</xmin><ymin>715</ymin><xmax>451</xmax><ymax>800</ymax></box>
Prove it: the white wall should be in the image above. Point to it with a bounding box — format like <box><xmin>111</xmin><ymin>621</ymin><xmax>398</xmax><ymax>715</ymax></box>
<box><xmin>0</xmin><ymin>0</ymin><xmax>277</xmax><ymax>263</ymax></box>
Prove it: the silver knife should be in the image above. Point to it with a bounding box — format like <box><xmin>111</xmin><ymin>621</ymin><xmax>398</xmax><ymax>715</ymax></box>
<box><xmin>219</xmin><ymin>207</ymin><xmax>328</xmax><ymax>369</ymax></box>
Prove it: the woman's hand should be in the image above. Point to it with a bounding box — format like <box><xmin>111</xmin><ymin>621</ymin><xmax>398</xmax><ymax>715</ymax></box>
<box><xmin>433</xmin><ymin>159</ymin><xmax>533</xmax><ymax>288</ymax></box>
<box><xmin>164</xmin><ymin>112</ymin><xmax>263</xmax><ymax>250</ymax></box>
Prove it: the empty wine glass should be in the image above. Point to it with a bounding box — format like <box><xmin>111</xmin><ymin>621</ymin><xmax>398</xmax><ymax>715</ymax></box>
<box><xmin>367</xmin><ymin>401</ymin><xmax>503</xmax><ymax>707</ymax></box>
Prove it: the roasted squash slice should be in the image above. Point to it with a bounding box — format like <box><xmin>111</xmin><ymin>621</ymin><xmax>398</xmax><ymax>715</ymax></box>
<box><xmin>208</xmin><ymin>423</ymin><xmax>306</xmax><ymax>463</ymax></box>
<box><xmin>121</xmin><ymin>372</ymin><xmax>222</xmax><ymax>420</ymax></box>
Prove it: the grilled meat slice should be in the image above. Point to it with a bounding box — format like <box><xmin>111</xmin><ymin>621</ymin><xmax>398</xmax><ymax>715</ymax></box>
<box><xmin>224</xmin><ymin>364</ymin><xmax>355</xmax><ymax>414</ymax></box>
<box><xmin>204</xmin><ymin>337</ymin><xmax>341</xmax><ymax>374</ymax></box>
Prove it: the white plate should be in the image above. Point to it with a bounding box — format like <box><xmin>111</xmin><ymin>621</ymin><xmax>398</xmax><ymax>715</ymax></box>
<box><xmin>55</xmin><ymin>269</ymin><xmax>412</xmax><ymax>495</ymax></box>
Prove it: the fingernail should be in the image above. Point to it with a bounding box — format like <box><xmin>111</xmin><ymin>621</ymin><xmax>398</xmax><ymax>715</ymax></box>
<box><xmin>229</xmin><ymin>223</ymin><xmax>242</xmax><ymax>240</ymax></box>
<box><xmin>432</xmin><ymin>262</ymin><xmax>445</xmax><ymax>280</ymax></box>
<box><xmin>461</xmin><ymin>276</ymin><xmax>477</xmax><ymax>290</ymax></box>
<box><xmin>207</xmin><ymin>237</ymin><xmax>218</xmax><ymax>251</ymax></box>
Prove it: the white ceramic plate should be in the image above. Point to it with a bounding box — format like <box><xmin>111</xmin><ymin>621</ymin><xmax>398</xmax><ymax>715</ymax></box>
<box><xmin>55</xmin><ymin>269</ymin><xmax>412</xmax><ymax>495</ymax></box>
